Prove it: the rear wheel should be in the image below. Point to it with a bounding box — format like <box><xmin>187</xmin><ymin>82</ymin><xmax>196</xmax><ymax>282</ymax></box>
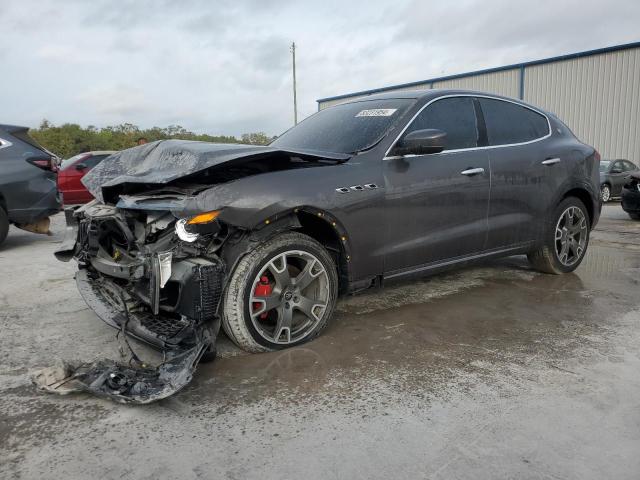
<box><xmin>221</xmin><ymin>232</ymin><xmax>338</xmax><ymax>352</ymax></box>
<box><xmin>528</xmin><ymin>197</ymin><xmax>590</xmax><ymax>274</ymax></box>
<box><xmin>0</xmin><ymin>207</ymin><xmax>9</xmax><ymax>246</ymax></box>
<box><xmin>601</xmin><ymin>184</ymin><xmax>611</xmax><ymax>202</ymax></box>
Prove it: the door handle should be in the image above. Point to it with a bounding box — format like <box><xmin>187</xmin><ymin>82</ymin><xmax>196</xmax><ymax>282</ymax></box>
<box><xmin>542</xmin><ymin>158</ymin><xmax>561</xmax><ymax>165</ymax></box>
<box><xmin>460</xmin><ymin>167</ymin><xmax>485</xmax><ymax>176</ymax></box>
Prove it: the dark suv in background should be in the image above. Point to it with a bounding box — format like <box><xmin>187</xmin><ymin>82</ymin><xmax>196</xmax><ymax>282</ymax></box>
<box><xmin>599</xmin><ymin>159</ymin><xmax>639</xmax><ymax>202</ymax></box>
<box><xmin>0</xmin><ymin>124</ymin><xmax>61</xmax><ymax>245</ymax></box>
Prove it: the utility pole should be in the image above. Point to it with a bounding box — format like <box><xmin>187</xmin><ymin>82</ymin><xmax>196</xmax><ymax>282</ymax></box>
<box><xmin>291</xmin><ymin>41</ymin><xmax>298</xmax><ymax>125</ymax></box>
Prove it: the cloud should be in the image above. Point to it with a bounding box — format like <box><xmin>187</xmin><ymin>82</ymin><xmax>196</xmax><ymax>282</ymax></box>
<box><xmin>0</xmin><ymin>0</ymin><xmax>638</xmax><ymax>137</ymax></box>
<box><xmin>76</xmin><ymin>85</ymin><xmax>156</xmax><ymax>118</ymax></box>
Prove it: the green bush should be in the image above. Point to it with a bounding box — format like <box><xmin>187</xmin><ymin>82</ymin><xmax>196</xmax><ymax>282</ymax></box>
<box><xmin>30</xmin><ymin>120</ymin><xmax>273</xmax><ymax>159</ymax></box>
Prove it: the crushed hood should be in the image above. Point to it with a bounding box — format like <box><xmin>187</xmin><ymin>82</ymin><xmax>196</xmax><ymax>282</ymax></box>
<box><xmin>82</xmin><ymin>140</ymin><xmax>350</xmax><ymax>203</ymax></box>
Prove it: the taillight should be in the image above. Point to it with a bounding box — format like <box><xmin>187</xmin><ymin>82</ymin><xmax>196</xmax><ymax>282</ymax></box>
<box><xmin>26</xmin><ymin>156</ymin><xmax>56</xmax><ymax>172</ymax></box>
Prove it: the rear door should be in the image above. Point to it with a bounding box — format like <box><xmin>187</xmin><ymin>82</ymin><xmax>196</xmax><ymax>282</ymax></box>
<box><xmin>477</xmin><ymin>97</ymin><xmax>559</xmax><ymax>250</ymax></box>
<box><xmin>382</xmin><ymin>96</ymin><xmax>490</xmax><ymax>275</ymax></box>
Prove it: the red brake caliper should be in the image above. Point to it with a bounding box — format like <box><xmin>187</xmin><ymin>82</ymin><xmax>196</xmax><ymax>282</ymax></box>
<box><xmin>253</xmin><ymin>275</ymin><xmax>273</xmax><ymax>320</ymax></box>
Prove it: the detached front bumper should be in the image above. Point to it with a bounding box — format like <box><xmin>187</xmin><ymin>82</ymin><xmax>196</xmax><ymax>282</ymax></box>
<box><xmin>37</xmin><ymin>206</ymin><xmax>227</xmax><ymax>404</ymax></box>
<box><xmin>55</xmin><ymin>207</ymin><xmax>226</xmax><ymax>344</ymax></box>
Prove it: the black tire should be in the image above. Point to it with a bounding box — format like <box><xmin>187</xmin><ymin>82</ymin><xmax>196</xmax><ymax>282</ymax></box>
<box><xmin>528</xmin><ymin>197</ymin><xmax>590</xmax><ymax>274</ymax></box>
<box><xmin>221</xmin><ymin>231</ymin><xmax>339</xmax><ymax>353</ymax></box>
<box><xmin>600</xmin><ymin>184</ymin><xmax>611</xmax><ymax>203</ymax></box>
<box><xmin>629</xmin><ymin>213</ymin><xmax>640</xmax><ymax>221</ymax></box>
<box><xmin>0</xmin><ymin>207</ymin><xmax>9</xmax><ymax>247</ymax></box>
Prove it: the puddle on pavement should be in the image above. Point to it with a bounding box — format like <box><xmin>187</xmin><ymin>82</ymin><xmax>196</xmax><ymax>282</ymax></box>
<box><xmin>184</xmin><ymin>245</ymin><xmax>640</xmax><ymax>409</ymax></box>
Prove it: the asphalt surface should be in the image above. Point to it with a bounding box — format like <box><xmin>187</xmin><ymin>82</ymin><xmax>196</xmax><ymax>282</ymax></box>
<box><xmin>1</xmin><ymin>205</ymin><xmax>639</xmax><ymax>479</ymax></box>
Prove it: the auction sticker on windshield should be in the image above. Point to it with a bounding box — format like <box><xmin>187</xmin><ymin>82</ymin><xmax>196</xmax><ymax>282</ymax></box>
<box><xmin>355</xmin><ymin>109</ymin><xmax>397</xmax><ymax>117</ymax></box>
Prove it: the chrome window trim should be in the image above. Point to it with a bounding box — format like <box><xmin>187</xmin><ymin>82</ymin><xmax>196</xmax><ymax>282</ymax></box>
<box><xmin>0</xmin><ymin>137</ymin><xmax>13</xmax><ymax>150</ymax></box>
<box><xmin>383</xmin><ymin>94</ymin><xmax>552</xmax><ymax>160</ymax></box>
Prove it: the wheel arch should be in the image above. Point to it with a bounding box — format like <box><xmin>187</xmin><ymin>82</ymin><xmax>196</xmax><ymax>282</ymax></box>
<box><xmin>293</xmin><ymin>208</ymin><xmax>351</xmax><ymax>294</ymax></box>
<box><xmin>561</xmin><ymin>187</ymin><xmax>595</xmax><ymax>226</ymax></box>
<box><xmin>220</xmin><ymin>206</ymin><xmax>352</xmax><ymax>295</ymax></box>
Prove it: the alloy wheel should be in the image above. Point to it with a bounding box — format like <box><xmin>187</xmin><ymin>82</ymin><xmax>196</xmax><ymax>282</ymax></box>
<box><xmin>601</xmin><ymin>185</ymin><xmax>611</xmax><ymax>202</ymax></box>
<box><xmin>554</xmin><ymin>206</ymin><xmax>588</xmax><ymax>267</ymax></box>
<box><xmin>249</xmin><ymin>250</ymin><xmax>330</xmax><ymax>345</ymax></box>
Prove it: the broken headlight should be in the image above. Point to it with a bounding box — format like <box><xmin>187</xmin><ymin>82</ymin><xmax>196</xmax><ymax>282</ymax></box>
<box><xmin>175</xmin><ymin>210</ymin><xmax>221</xmax><ymax>242</ymax></box>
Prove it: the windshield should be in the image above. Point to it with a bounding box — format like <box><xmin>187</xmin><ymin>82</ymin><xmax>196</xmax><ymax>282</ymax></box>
<box><xmin>271</xmin><ymin>98</ymin><xmax>414</xmax><ymax>154</ymax></box>
<box><xmin>599</xmin><ymin>161</ymin><xmax>611</xmax><ymax>173</ymax></box>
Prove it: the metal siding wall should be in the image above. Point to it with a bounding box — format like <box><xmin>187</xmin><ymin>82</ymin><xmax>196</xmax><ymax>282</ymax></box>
<box><xmin>524</xmin><ymin>48</ymin><xmax>640</xmax><ymax>160</ymax></box>
<box><xmin>318</xmin><ymin>82</ymin><xmax>433</xmax><ymax>110</ymax></box>
<box><xmin>318</xmin><ymin>70</ymin><xmax>520</xmax><ymax>109</ymax></box>
<box><xmin>432</xmin><ymin>69</ymin><xmax>520</xmax><ymax>98</ymax></box>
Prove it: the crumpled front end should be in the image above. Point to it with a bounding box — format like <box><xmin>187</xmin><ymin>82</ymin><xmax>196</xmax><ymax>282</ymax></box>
<box><xmin>34</xmin><ymin>201</ymin><xmax>226</xmax><ymax>404</ymax></box>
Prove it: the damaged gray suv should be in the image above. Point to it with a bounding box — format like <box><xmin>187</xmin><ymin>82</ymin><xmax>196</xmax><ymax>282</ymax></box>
<box><xmin>52</xmin><ymin>90</ymin><xmax>600</xmax><ymax>402</ymax></box>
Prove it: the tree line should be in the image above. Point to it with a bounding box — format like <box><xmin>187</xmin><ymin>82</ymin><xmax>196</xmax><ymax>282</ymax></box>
<box><xmin>30</xmin><ymin>120</ymin><xmax>274</xmax><ymax>159</ymax></box>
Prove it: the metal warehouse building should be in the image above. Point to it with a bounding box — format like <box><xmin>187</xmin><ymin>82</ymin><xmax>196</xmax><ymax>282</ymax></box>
<box><xmin>317</xmin><ymin>42</ymin><xmax>640</xmax><ymax>161</ymax></box>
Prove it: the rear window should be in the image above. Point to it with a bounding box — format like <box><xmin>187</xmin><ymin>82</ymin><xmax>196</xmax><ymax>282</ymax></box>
<box><xmin>599</xmin><ymin>161</ymin><xmax>611</xmax><ymax>172</ymax></box>
<box><xmin>11</xmin><ymin>129</ymin><xmax>48</xmax><ymax>153</ymax></box>
<box><xmin>479</xmin><ymin>98</ymin><xmax>549</xmax><ymax>146</ymax></box>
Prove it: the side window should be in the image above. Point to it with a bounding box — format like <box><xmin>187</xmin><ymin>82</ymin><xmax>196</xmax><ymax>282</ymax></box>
<box><xmin>611</xmin><ymin>161</ymin><xmax>624</xmax><ymax>173</ymax></box>
<box><xmin>84</xmin><ymin>154</ymin><xmax>108</xmax><ymax>168</ymax></box>
<box><xmin>403</xmin><ymin>97</ymin><xmax>479</xmax><ymax>151</ymax></box>
<box><xmin>479</xmin><ymin>98</ymin><xmax>549</xmax><ymax>146</ymax></box>
<box><xmin>624</xmin><ymin>161</ymin><xmax>637</xmax><ymax>171</ymax></box>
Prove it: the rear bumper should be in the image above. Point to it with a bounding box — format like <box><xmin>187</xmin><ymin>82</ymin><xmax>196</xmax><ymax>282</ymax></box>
<box><xmin>8</xmin><ymin>180</ymin><xmax>61</xmax><ymax>224</ymax></box>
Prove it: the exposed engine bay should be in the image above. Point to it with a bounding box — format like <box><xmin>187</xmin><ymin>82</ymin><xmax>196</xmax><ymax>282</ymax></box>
<box><xmin>32</xmin><ymin>140</ymin><xmax>349</xmax><ymax>404</ymax></box>
<box><xmin>33</xmin><ymin>202</ymin><xmax>225</xmax><ymax>403</ymax></box>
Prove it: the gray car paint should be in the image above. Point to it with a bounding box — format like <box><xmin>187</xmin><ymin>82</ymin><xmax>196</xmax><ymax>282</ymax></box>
<box><xmin>82</xmin><ymin>89</ymin><xmax>600</xmax><ymax>289</ymax></box>
<box><xmin>0</xmin><ymin>124</ymin><xmax>61</xmax><ymax>225</ymax></box>
<box><xmin>48</xmin><ymin>89</ymin><xmax>601</xmax><ymax>404</ymax></box>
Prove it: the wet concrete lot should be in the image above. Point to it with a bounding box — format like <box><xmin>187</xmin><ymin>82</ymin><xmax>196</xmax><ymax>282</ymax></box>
<box><xmin>1</xmin><ymin>205</ymin><xmax>639</xmax><ymax>479</ymax></box>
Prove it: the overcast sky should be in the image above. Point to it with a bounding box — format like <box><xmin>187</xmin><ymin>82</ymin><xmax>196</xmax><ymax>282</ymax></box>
<box><xmin>1</xmin><ymin>0</ymin><xmax>639</xmax><ymax>137</ymax></box>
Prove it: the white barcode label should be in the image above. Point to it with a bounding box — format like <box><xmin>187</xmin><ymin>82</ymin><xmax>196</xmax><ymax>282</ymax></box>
<box><xmin>355</xmin><ymin>109</ymin><xmax>397</xmax><ymax>117</ymax></box>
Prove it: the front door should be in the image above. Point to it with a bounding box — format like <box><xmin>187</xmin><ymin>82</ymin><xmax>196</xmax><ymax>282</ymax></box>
<box><xmin>382</xmin><ymin>96</ymin><xmax>490</xmax><ymax>276</ymax></box>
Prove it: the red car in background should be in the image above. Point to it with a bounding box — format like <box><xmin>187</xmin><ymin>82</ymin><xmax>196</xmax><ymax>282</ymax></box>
<box><xmin>57</xmin><ymin>151</ymin><xmax>116</xmax><ymax>205</ymax></box>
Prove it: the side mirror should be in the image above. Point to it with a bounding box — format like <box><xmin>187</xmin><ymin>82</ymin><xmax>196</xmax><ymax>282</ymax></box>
<box><xmin>75</xmin><ymin>163</ymin><xmax>87</xmax><ymax>171</ymax></box>
<box><xmin>392</xmin><ymin>129</ymin><xmax>447</xmax><ymax>156</ymax></box>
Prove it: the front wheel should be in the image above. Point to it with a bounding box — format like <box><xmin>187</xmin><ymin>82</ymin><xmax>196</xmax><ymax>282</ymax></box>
<box><xmin>528</xmin><ymin>197</ymin><xmax>590</xmax><ymax>274</ymax></box>
<box><xmin>221</xmin><ymin>231</ymin><xmax>339</xmax><ymax>352</ymax></box>
<box><xmin>601</xmin><ymin>184</ymin><xmax>611</xmax><ymax>202</ymax></box>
